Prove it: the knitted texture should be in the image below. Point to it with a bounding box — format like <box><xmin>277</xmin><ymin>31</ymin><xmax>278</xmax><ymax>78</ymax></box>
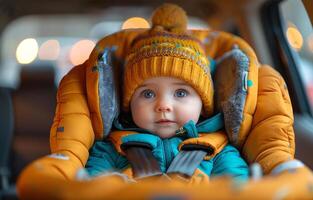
<box><xmin>123</xmin><ymin>3</ymin><xmax>214</xmax><ymax>116</ymax></box>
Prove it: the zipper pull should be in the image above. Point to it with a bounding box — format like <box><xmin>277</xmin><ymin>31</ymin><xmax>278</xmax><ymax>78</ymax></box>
<box><xmin>175</xmin><ymin>127</ymin><xmax>187</xmax><ymax>136</ymax></box>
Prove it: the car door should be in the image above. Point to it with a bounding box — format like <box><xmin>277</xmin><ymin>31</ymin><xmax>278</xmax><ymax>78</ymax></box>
<box><xmin>261</xmin><ymin>0</ymin><xmax>313</xmax><ymax>169</ymax></box>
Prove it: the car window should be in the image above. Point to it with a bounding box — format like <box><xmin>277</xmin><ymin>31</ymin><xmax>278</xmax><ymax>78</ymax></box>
<box><xmin>279</xmin><ymin>0</ymin><xmax>313</xmax><ymax>112</ymax></box>
<box><xmin>0</xmin><ymin>8</ymin><xmax>209</xmax><ymax>89</ymax></box>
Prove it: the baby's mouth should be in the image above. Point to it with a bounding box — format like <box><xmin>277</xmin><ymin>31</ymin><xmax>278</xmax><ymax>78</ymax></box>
<box><xmin>155</xmin><ymin>119</ymin><xmax>176</xmax><ymax>125</ymax></box>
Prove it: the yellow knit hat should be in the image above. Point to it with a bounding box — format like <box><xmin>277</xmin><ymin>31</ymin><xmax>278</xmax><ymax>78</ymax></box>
<box><xmin>123</xmin><ymin>3</ymin><xmax>214</xmax><ymax>116</ymax></box>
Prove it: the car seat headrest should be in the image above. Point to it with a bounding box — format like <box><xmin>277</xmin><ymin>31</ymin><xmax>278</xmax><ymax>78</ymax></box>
<box><xmin>86</xmin><ymin>30</ymin><xmax>259</xmax><ymax>145</ymax></box>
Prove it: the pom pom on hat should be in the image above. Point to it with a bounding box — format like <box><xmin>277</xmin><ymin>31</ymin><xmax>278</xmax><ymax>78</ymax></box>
<box><xmin>151</xmin><ymin>3</ymin><xmax>187</xmax><ymax>33</ymax></box>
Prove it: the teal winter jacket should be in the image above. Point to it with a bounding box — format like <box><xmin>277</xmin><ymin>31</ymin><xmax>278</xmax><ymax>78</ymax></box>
<box><xmin>85</xmin><ymin>113</ymin><xmax>249</xmax><ymax>180</ymax></box>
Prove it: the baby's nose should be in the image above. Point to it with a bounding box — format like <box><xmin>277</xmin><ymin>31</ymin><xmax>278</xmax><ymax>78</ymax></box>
<box><xmin>156</xmin><ymin>106</ymin><xmax>171</xmax><ymax>112</ymax></box>
<box><xmin>155</xmin><ymin>98</ymin><xmax>172</xmax><ymax>112</ymax></box>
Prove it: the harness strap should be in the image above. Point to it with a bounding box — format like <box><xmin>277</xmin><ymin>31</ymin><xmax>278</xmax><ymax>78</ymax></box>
<box><xmin>167</xmin><ymin>144</ymin><xmax>213</xmax><ymax>177</ymax></box>
<box><xmin>122</xmin><ymin>142</ymin><xmax>212</xmax><ymax>178</ymax></box>
<box><xmin>121</xmin><ymin>142</ymin><xmax>162</xmax><ymax>178</ymax></box>
<box><xmin>118</xmin><ymin>113</ymin><xmax>223</xmax><ymax>178</ymax></box>
<box><xmin>166</xmin><ymin>150</ymin><xmax>207</xmax><ymax>177</ymax></box>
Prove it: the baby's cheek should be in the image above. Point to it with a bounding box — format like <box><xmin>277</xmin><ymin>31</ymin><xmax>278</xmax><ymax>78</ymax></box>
<box><xmin>132</xmin><ymin>103</ymin><xmax>155</xmax><ymax>129</ymax></box>
<box><xmin>177</xmin><ymin>108</ymin><xmax>201</xmax><ymax>125</ymax></box>
<box><xmin>180</xmin><ymin>97</ymin><xmax>202</xmax><ymax>119</ymax></box>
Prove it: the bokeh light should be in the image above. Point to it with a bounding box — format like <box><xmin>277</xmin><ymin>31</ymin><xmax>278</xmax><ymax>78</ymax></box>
<box><xmin>16</xmin><ymin>38</ymin><xmax>39</xmax><ymax>64</ymax></box>
<box><xmin>39</xmin><ymin>39</ymin><xmax>60</xmax><ymax>60</ymax></box>
<box><xmin>122</xmin><ymin>17</ymin><xmax>150</xmax><ymax>29</ymax></box>
<box><xmin>69</xmin><ymin>39</ymin><xmax>95</xmax><ymax>66</ymax></box>
<box><xmin>286</xmin><ymin>23</ymin><xmax>303</xmax><ymax>51</ymax></box>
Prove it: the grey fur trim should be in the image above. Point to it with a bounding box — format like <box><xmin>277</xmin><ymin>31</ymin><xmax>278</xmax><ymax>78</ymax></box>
<box><xmin>215</xmin><ymin>48</ymin><xmax>250</xmax><ymax>145</ymax></box>
<box><xmin>97</xmin><ymin>47</ymin><xmax>119</xmax><ymax>137</ymax></box>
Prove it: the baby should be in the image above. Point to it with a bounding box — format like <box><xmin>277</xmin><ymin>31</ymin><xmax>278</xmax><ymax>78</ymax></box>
<box><xmin>86</xmin><ymin>3</ymin><xmax>249</xmax><ymax>181</ymax></box>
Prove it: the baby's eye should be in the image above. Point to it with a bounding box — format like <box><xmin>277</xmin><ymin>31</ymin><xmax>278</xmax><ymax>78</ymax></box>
<box><xmin>175</xmin><ymin>89</ymin><xmax>188</xmax><ymax>98</ymax></box>
<box><xmin>141</xmin><ymin>89</ymin><xmax>155</xmax><ymax>98</ymax></box>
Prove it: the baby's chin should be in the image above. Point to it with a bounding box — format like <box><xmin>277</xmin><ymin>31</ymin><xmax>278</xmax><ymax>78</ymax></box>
<box><xmin>153</xmin><ymin>130</ymin><xmax>176</xmax><ymax>139</ymax></box>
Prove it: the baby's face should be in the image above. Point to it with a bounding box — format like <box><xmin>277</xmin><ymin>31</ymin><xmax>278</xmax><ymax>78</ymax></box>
<box><xmin>130</xmin><ymin>77</ymin><xmax>202</xmax><ymax>139</ymax></box>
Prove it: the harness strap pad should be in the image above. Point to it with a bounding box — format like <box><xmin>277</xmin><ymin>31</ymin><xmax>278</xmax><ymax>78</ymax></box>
<box><xmin>167</xmin><ymin>150</ymin><xmax>207</xmax><ymax>177</ymax></box>
<box><xmin>121</xmin><ymin>144</ymin><xmax>162</xmax><ymax>179</ymax></box>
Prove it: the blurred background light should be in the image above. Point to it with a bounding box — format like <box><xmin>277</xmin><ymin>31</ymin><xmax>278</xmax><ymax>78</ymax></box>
<box><xmin>286</xmin><ymin>22</ymin><xmax>303</xmax><ymax>51</ymax></box>
<box><xmin>69</xmin><ymin>39</ymin><xmax>95</xmax><ymax>66</ymax></box>
<box><xmin>122</xmin><ymin>17</ymin><xmax>150</xmax><ymax>29</ymax></box>
<box><xmin>16</xmin><ymin>38</ymin><xmax>38</xmax><ymax>64</ymax></box>
<box><xmin>38</xmin><ymin>39</ymin><xmax>60</xmax><ymax>60</ymax></box>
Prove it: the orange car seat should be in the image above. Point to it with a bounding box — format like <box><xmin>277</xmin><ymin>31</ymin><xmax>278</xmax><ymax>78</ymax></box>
<box><xmin>16</xmin><ymin>8</ymin><xmax>313</xmax><ymax>200</ymax></box>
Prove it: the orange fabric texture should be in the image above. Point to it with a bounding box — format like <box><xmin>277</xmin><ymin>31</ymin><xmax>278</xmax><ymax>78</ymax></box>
<box><xmin>179</xmin><ymin>131</ymin><xmax>228</xmax><ymax>160</ymax></box>
<box><xmin>108</xmin><ymin>131</ymin><xmax>137</xmax><ymax>155</ymax></box>
<box><xmin>243</xmin><ymin>66</ymin><xmax>295</xmax><ymax>174</ymax></box>
<box><xmin>166</xmin><ymin>169</ymin><xmax>210</xmax><ymax>185</ymax></box>
<box><xmin>49</xmin><ymin>64</ymin><xmax>94</xmax><ymax>178</ymax></box>
<box><xmin>18</xmin><ymin>159</ymin><xmax>313</xmax><ymax>200</ymax></box>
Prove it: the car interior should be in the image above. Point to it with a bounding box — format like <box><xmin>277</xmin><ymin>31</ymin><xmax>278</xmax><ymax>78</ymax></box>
<box><xmin>0</xmin><ymin>0</ymin><xmax>313</xmax><ymax>199</ymax></box>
